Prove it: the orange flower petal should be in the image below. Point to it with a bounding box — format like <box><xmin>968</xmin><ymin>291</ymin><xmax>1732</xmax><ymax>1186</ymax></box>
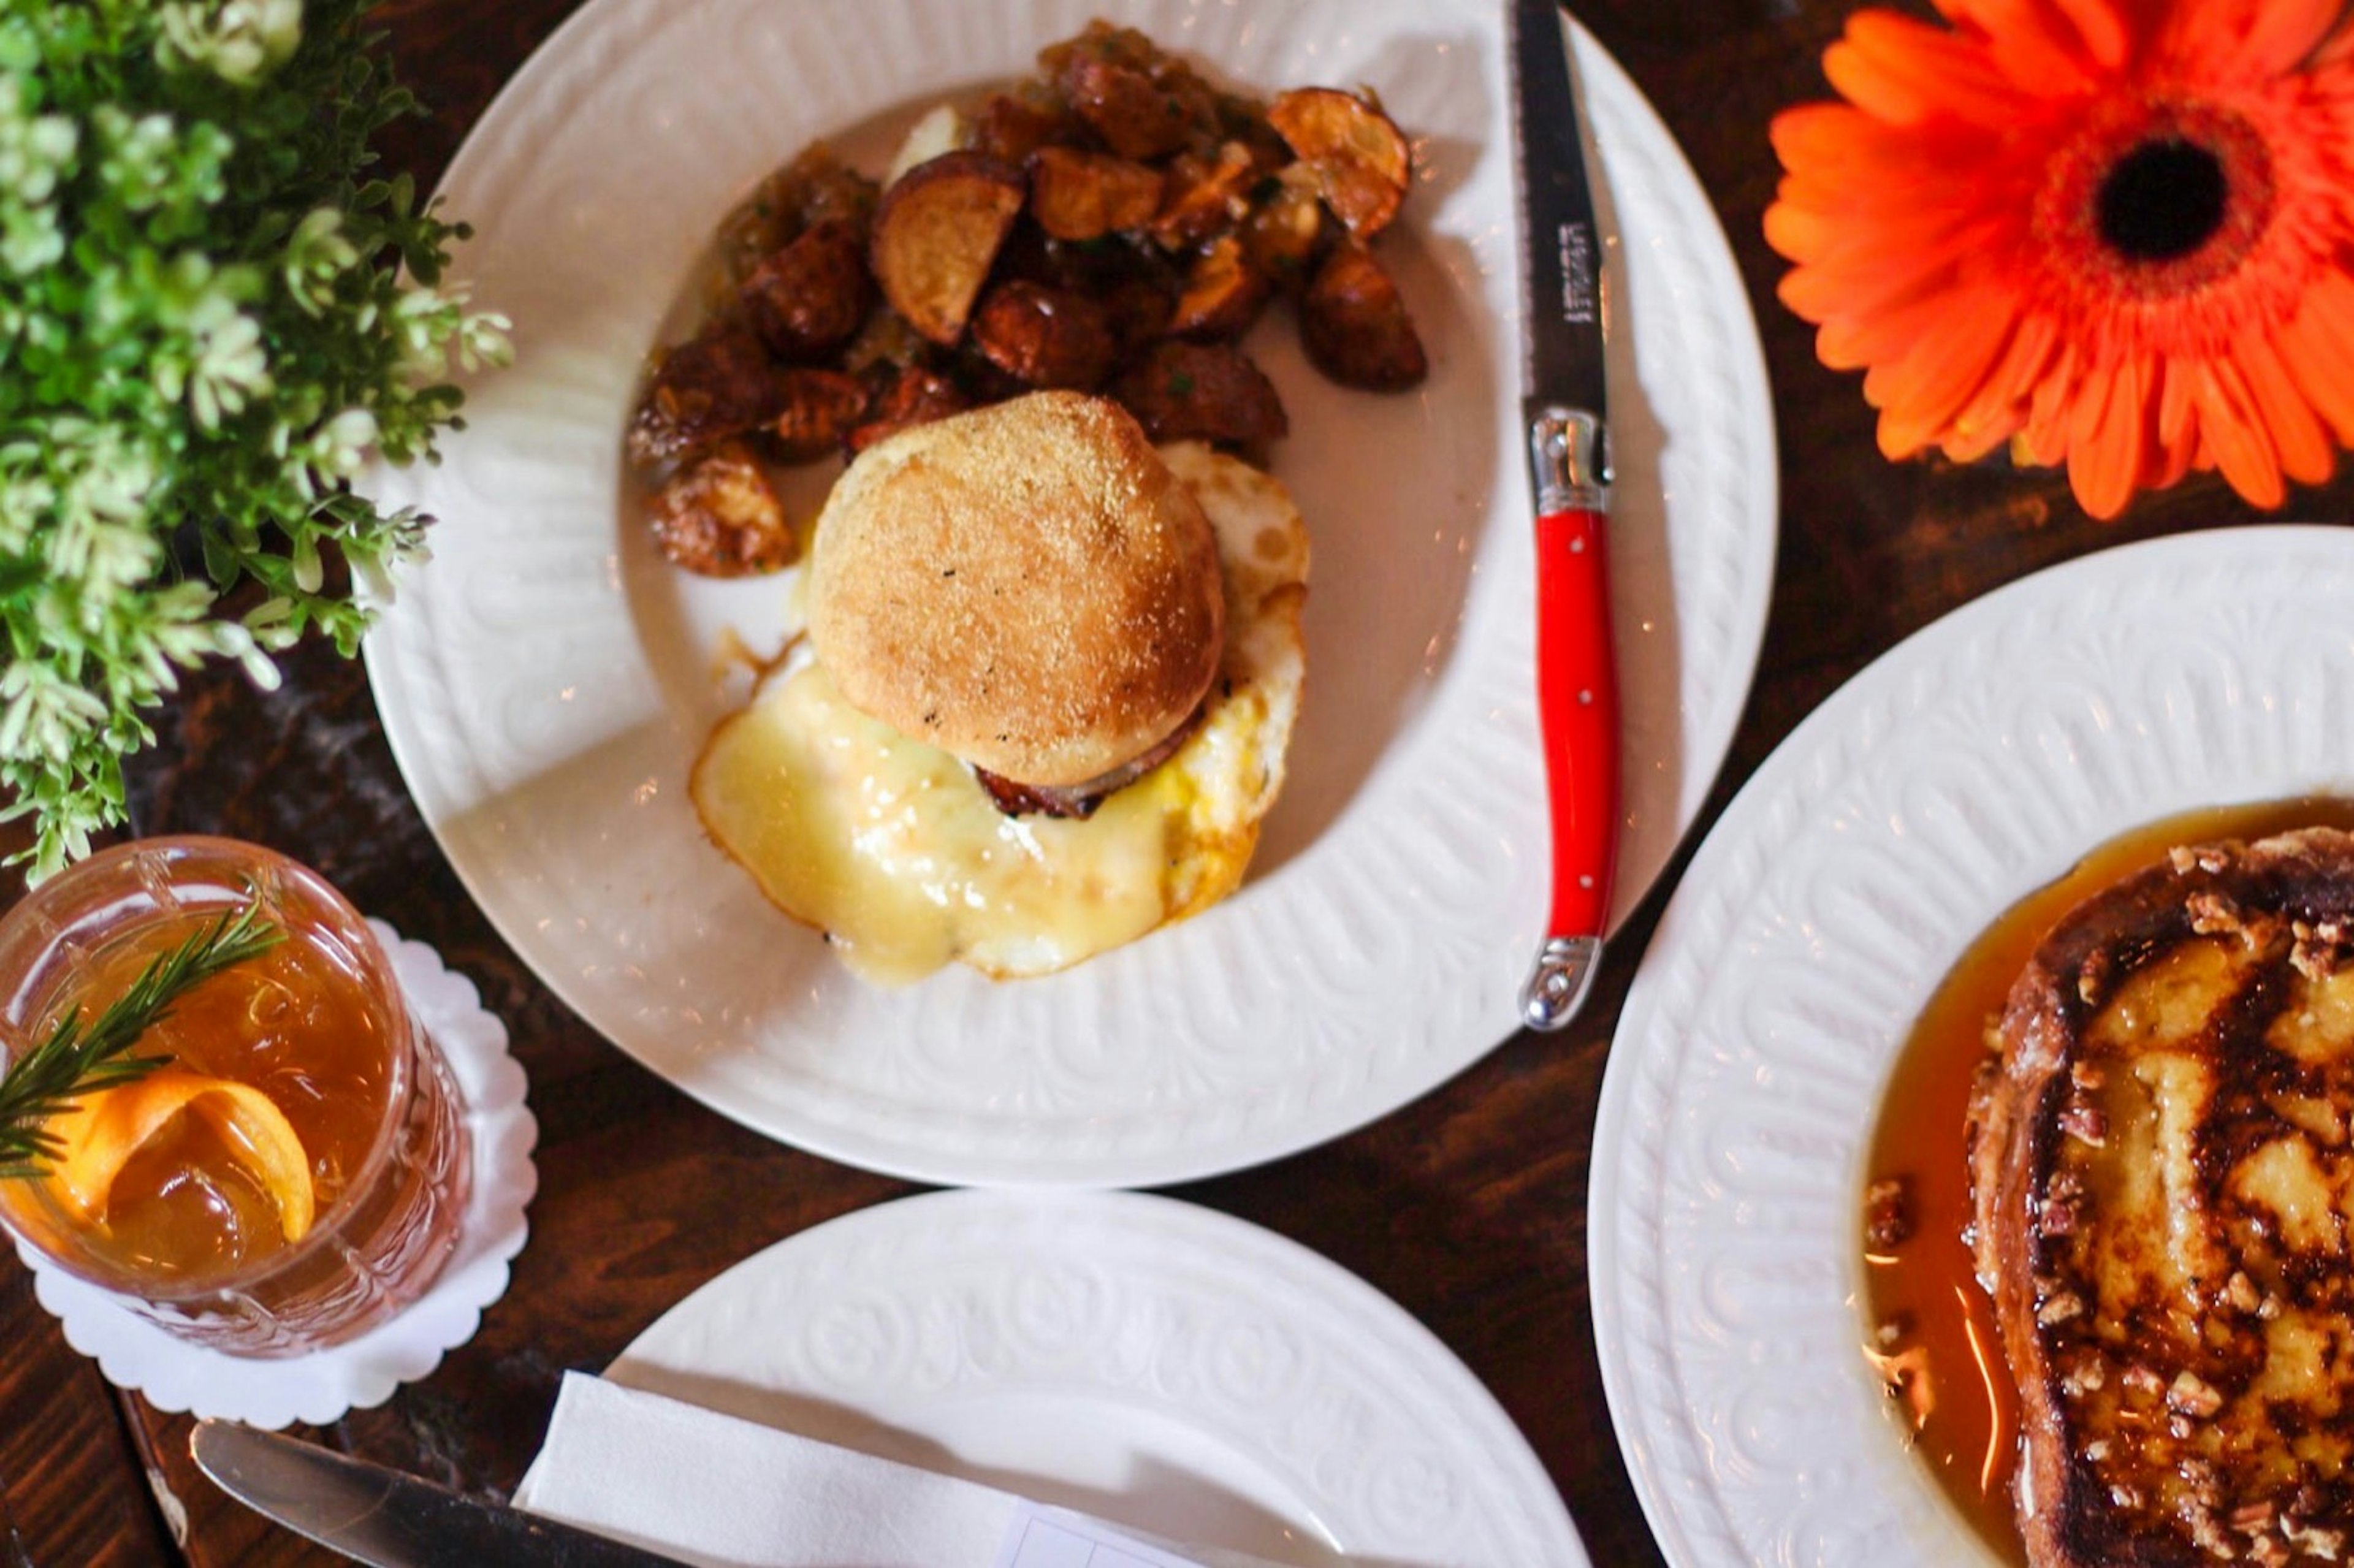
<box><xmin>2066</xmin><ymin>356</ymin><xmax>2149</xmax><ymax>519</ymax></box>
<box><xmin>1769</xmin><ymin>103</ymin><xmax>1896</xmax><ymax>172</ymax></box>
<box><xmin>2051</xmin><ymin>0</ymin><xmax>2136</xmax><ymax>67</ymax></box>
<box><xmin>2277</xmin><ymin>272</ymin><xmax>2354</xmax><ymax>444</ymax></box>
<box><xmin>1774</xmin><ymin>210</ymin><xmax>1993</xmax><ymax>318</ymax></box>
<box><xmin>2196</xmin><ymin>356</ymin><xmax>2288</xmax><ymax>509</ymax></box>
<box><xmin>2316</xmin><ymin>10</ymin><xmax>2354</xmax><ymax>64</ymax></box>
<box><xmin>1826</xmin><ymin>12</ymin><xmax>2032</xmax><ymax>127</ymax></box>
<box><xmin>1948</xmin><ymin>309</ymin><xmax>2062</xmax><ymax>449</ymax></box>
<box><xmin>2156</xmin><ymin>350</ymin><xmax>2201</xmax><ymax>449</ymax></box>
<box><xmin>1817</xmin><ymin>292</ymin><xmax>1971</xmax><ymax>370</ymax></box>
<box><xmin>2160</xmin><ymin>0</ymin><xmax>2348</xmax><ymax>78</ymax></box>
<box><xmin>1872</xmin><ymin>304</ymin><xmax>2020</xmax><ymax>456</ymax></box>
<box><xmin>1936</xmin><ymin>0</ymin><xmax>2112</xmax><ymax>88</ymax></box>
<box><xmin>2021</xmin><ymin>343</ymin><xmax>2082</xmax><ymax>466</ymax></box>
<box><xmin>2140</xmin><ymin>368</ymin><xmax>2200</xmax><ymax>489</ymax></box>
<box><xmin>2233</xmin><ymin>333</ymin><xmax>2337</xmax><ymax>486</ymax></box>
<box><xmin>1780</xmin><ymin>251</ymin><xmax>1948</xmax><ymax>327</ymax></box>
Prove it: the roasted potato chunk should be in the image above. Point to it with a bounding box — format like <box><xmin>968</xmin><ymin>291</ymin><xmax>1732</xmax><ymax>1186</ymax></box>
<box><xmin>1044</xmin><ymin>22</ymin><xmax>1218</xmax><ymax>161</ymax></box>
<box><xmin>770</xmin><ymin>368</ymin><xmax>871</xmax><ymax>459</ymax></box>
<box><xmin>848</xmin><ymin>366</ymin><xmax>972</xmax><ymax>451</ymax></box>
<box><xmin>1099</xmin><ymin>271</ymin><xmax>1178</xmax><ymax>359</ymax></box>
<box><xmin>627</xmin><ymin>325</ymin><xmax>790</xmax><ymax>469</ymax></box>
<box><xmin>717</xmin><ymin>143</ymin><xmax>878</xmax><ymax>287</ymax></box>
<box><xmin>648</xmin><ymin>440</ymin><xmax>796</xmax><ymax>576</ymax></box>
<box><xmin>1168</xmin><ymin>234</ymin><xmax>1270</xmax><ymax>340</ymax></box>
<box><xmin>1268</xmin><ymin>87</ymin><xmax>1412</xmax><ymax>240</ymax></box>
<box><xmin>869</xmin><ymin>151</ymin><xmax>1027</xmax><ymax>346</ymax></box>
<box><xmin>1028</xmin><ymin>147</ymin><xmax>1165</xmax><ymax>241</ymax></box>
<box><xmin>839</xmin><ymin>307</ymin><xmax>931</xmax><ymax>375</ymax></box>
<box><xmin>1110</xmin><ymin>341</ymin><xmax>1288</xmax><ymax>447</ymax></box>
<box><xmin>1241</xmin><ymin>170</ymin><xmax>1328</xmax><ymax>294</ymax></box>
<box><xmin>1214</xmin><ymin>91</ymin><xmax>1292</xmax><ymax>170</ymax></box>
<box><xmin>970</xmin><ymin>281</ymin><xmax>1118</xmax><ymax>390</ymax></box>
<box><xmin>1299</xmin><ymin>243</ymin><xmax>1426</xmax><ymax>392</ymax></box>
<box><xmin>1150</xmin><ymin>141</ymin><xmax>1261</xmax><ymax>249</ymax></box>
<box><xmin>743</xmin><ymin>219</ymin><xmax>875</xmax><ymax>362</ymax></box>
<box><xmin>1061</xmin><ymin>54</ymin><xmax>1199</xmax><ymax>159</ymax></box>
<box><xmin>968</xmin><ymin>87</ymin><xmax>1078</xmax><ymax>164</ymax></box>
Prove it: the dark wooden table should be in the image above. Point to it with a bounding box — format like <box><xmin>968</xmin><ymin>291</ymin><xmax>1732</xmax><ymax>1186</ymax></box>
<box><xmin>6</xmin><ymin>1</ymin><xmax>2348</xmax><ymax>1564</ymax></box>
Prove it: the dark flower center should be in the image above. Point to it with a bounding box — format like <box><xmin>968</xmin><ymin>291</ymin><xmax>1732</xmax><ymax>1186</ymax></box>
<box><xmin>2035</xmin><ymin>101</ymin><xmax>2276</xmax><ymax>303</ymax></box>
<box><xmin>2097</xmin><ymin>138</ymin><xmax>2229</xmax><ymax>262</ymax></box>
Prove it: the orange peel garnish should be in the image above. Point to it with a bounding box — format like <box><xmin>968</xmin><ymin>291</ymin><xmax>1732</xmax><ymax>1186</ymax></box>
<box><xmin>45</xmin><ymin>1068</ymin><xmax>315</xmax><ymax>1243</ymax></box>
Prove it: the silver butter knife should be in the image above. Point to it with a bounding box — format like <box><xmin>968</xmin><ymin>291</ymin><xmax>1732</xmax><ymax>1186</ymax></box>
<box><xmin>191</xmin><ymin>1419</ymin><xmax>690</xmax><ymax>1567</ymax></box>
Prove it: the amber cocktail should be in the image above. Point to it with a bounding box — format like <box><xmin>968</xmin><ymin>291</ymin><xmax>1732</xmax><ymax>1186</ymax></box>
<box><xmin>0</xmin><ymin>837</ymin><xmax>470</xmax><ymax>1355</ymax></box>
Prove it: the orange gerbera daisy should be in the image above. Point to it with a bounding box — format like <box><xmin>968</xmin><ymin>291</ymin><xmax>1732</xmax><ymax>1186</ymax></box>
<box><xmin>1766</xmin><ymin>0</ymin><xmax>2354</xmax><ymax>518</ymax></box>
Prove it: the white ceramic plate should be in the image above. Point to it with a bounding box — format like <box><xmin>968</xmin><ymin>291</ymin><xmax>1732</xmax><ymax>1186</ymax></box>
<box><xmin>1588</xmin><ymin>526</ymin><xmax>2354</xmax><ymax>1565</ymax></box>
<box><xmin>362</xmin><ymin>0</ymin><xmax>1777</xmax><ymax>1186</ymax></box>
<box><xmin>573</xmin><ymin>1188</ymin><xmax>1587</xmax><ymax>1566</ymax></box>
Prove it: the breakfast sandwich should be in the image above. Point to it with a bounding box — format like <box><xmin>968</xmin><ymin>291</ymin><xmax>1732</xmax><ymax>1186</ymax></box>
<box><xmin>690</xmin><ymin>390</ymin><xmax>1308</xmax><ymax>982</ymax></box>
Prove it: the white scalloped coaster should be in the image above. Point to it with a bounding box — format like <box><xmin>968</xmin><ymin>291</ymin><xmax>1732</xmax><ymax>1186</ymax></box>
<box><xmin>12</xmin><ymin>919</ymin><xmax>537</xmax><ymax>1429</ymax></box>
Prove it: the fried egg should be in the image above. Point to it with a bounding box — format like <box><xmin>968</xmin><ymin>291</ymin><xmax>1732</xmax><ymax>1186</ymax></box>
<box><xmin>689</xmin><ymin>442</ymin><xmax>1309</xmax><ymax>983</ymax></box>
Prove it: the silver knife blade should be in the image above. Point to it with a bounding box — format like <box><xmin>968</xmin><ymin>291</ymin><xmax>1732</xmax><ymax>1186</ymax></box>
<box><xmin>191</xmin><ymin>1420</ymin><xmax>690</xmax><ymax>1568</ymax></box>
<box><xmin>1510</xmin><ymin>0</ymin><xmax>1612</xmax><ymax>449</ymax></box>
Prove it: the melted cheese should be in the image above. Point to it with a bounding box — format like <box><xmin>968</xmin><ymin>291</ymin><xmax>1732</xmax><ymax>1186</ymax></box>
<box><xmin>690</xmin><ymin>443</ymin><xmax>1308</xmax><ymax>983</ymax></box>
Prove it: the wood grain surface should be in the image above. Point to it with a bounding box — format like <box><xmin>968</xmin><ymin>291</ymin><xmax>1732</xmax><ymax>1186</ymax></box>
<box><xmin>6</xmin><ymin>2</ymin><xmax>2350</xmax><ymax>1564</ymax></box>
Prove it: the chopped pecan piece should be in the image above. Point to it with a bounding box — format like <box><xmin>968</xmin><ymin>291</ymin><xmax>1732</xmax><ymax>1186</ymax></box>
<box><xmin>1864</xmin><ymin>1176</ymin><xmax>1913</xmax><ymax>1251</ymax></box>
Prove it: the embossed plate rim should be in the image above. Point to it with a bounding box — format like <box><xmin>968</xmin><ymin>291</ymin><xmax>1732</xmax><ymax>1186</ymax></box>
<box><xmin>360</xmin><ymin>0</ymin><xmax>1777</xmax><ymax>1186</ymax></box>
<box><xmin>1588</xmin><ymin>525</ymin><xmax>2354</xmax><ymax>1566</ymax></box>
<box><xmin>574</xmin><ymin>1188</ymin><xmax>1590</xmax><ymax>1564</ymax></box>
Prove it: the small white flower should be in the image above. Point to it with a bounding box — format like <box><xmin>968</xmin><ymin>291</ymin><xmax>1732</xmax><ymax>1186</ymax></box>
<box><xmin>0</xmin><ymin>82</ymin><xmax>79</xmax><ymax>206</ymax></box>
<box><xmin>388</xmin><ymin>287</ymin><xmax>455</xmax><ymax>370</ymax></box>
<box><xmin>0</xmin><ymin>661</ymin><xmax>109</xmax><ymax>766</ymax></box>
<box><xmin>283</xmin><ymin>208</ymin><xmax>360</xmax><ymax>315</ymax></box>
<box><xmin>289</xmin><ymin>530</ymin><xmax>322</xmax><ymax>593</ymax></box>
<box><xmin>307</xmin><ymin>408</ymin><xmax>379</xmax><ymax>482</ymax></box>
<box><xmin>94</xmin><ymin>107</ymin><xmax>179</xmax><ymax>212</ymax></box>
<box><xmin>1</xmin><ymin>207</ymin><xmax>64</xmax><ymax>275</ymax></box>
<box><xmin>459</xmin><ymin>310</ymin><xmax>516</xmax><ymax>371</ymax></box>
<box><xmin>86</xmin><ymin>430</ymin><xmax>156</xmax><ymax>519</ymax></box>
<box><xmin>183</xmin><ymin>295</ymin><xmax>272</xmax><ymax>430</ymax></box>
<box><xmin>0</xmin><ymin>474</ymin><xmax>54</xmax><ymax>554</ymax></box>
<box><xmin>50</xmin><ymin>520</ymin><xmax>162</xmax><ymax>612</ymax></box>
<box><xmin>208</xmin><ymin>622</ymin><xmax>284</xmax><ymax>690</ymax></box>
<box><xmin>159</xmin><ymin>0</ymin><xmax>305</xmax><ymax>85</ymax></box>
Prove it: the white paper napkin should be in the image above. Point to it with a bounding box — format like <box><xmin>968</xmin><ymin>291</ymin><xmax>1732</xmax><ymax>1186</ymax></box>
<box><xmin>516</xmin><ymin>1372</ymin><xmax>1307</xmax><ymax>1568</ymax></box>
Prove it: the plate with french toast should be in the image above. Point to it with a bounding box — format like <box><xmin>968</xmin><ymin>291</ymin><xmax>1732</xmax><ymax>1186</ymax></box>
<box><xmin>1590</xmin><ymin>525</ymin><xmax>2354</xmax><ymax>1567</ymax></box>
<box><xmin>362</xmin><ymin>0</ymin><xmax>1776</xmax><ymax>1187</ymax></box>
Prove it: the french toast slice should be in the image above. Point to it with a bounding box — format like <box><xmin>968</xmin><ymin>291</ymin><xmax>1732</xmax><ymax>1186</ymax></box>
<box><xmin>1970</xmin><ymin>828</ymin><xmax>2354</xmax><ymax>1568</ymax></box>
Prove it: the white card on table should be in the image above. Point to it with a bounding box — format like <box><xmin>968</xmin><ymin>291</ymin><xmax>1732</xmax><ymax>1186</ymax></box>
<box><xmin>992</xmin><ymin>1502</ymin><xmax>1216</xmax><ymax>1568</ymax></box>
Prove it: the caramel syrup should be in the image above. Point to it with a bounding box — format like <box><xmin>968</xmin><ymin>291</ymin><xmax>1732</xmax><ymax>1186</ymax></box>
<box><xmin>1864</xmin><ymin>797</ymin><xmax>2354</xmax><ymax>1563</ymax></box>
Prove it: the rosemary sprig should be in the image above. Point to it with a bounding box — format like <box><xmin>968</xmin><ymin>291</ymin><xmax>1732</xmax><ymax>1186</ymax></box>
<box><xmin>0</xmin><ymin>905</ymin><xmax>285</xmax><ymax>1182</ymax></box>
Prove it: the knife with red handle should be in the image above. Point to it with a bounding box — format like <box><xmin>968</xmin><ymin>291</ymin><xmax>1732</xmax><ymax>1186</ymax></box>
<box><xmin>1511</xmin><ymin>0</ymin><xmax>1621</xmax><ymax>1031</ymax></box>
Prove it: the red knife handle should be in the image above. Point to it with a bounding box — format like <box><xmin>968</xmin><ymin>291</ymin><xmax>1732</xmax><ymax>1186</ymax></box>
<box><xmin>1534</xmin><ymin>504</ymin><xmax>1620</xmax><ymax>940</ymax></box>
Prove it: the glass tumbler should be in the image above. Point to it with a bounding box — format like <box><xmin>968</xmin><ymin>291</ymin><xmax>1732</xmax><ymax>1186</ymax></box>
<box><xmin>0</xmin><ymin>836</ymin><xmax>471</xmax><ymax>1355</ymax></box>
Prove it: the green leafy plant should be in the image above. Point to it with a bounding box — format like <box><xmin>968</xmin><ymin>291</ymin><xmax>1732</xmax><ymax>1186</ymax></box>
<box><xmin>0</xmin><ymin>0</ymin><xmax>509</xmax><ymax>879</ymax></box>
<box><xmin>0</xmin><ymin>902</ymin><xmax>281</xmax><ymax>1180</ymax></box>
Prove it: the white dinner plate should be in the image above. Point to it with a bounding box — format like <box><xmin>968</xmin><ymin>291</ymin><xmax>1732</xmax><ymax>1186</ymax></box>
<box><xmin>362</xmin><ymin>0</ymin><xmax>1777</xmax><ymax>1186</ymax></box>
<box><xmin>1588</xmin><ymin>526</ymin><xmax>2354</xmax><ymax>1565</ymax></box>
<box><xmin>575</xmin><ymin>1189</ymin><xmax>1588</xmax><ymax>1566</ymax></box>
